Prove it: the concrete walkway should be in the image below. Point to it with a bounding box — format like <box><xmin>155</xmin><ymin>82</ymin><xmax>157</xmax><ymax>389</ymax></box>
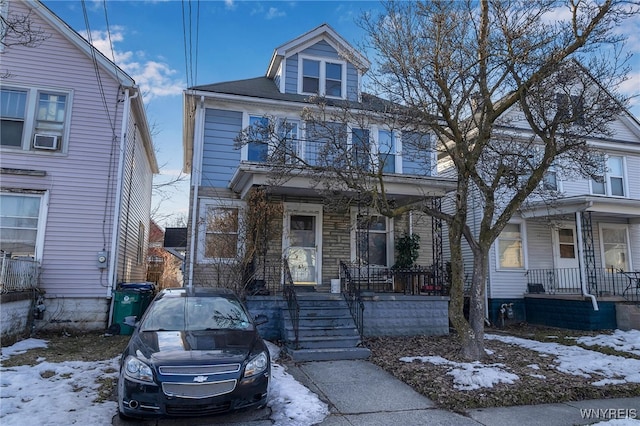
<box><xmin>113</xmin><ymin>359</ymin><xmax>640</xmax><ymax>426</ymax></box>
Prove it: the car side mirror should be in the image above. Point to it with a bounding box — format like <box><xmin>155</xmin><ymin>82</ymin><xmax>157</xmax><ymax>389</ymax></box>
<box><xmin>254</xmin><ymin>314</ymin><xmax>269</xmax><ymax>326</ymax></box>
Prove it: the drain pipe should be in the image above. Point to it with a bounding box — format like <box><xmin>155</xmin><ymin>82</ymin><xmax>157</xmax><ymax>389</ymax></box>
<box><xmin>575</xmin><ymin>211</ymin><xmax>598</xmax><ymax>311</ymax></box>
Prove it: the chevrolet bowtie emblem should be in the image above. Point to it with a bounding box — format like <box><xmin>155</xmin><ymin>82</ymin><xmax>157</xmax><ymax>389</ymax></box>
<box><xmin>193</xmin><ymin>376</ymin><xmax>208</xmax><ymax>383</ymax></box>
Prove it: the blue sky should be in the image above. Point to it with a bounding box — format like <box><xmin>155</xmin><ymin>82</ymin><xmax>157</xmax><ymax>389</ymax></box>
<box><xmin>42</xmin><ymin>0</ymin><xmax>640</xmax><ymax>227</ymax></box>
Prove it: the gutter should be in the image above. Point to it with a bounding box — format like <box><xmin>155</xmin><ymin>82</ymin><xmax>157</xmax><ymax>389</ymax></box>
<box><xmin>187</xmin><ymin>96</ymin><xmax>206</xmax><ymax>290</ymax></box>
<box><xmin>575</xmin><ymin>209</ymin><xmax>599</xmax><ymax>311</ymax></box>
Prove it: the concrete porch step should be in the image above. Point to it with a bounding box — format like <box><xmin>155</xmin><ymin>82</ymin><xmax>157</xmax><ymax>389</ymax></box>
<box><xmin>287</xmin><ymin>346</ymin><xmax>371</xmax><ymax>362</ymax></box>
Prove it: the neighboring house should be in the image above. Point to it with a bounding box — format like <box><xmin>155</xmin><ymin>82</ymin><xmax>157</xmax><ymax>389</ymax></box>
<box><xmin>147</xmin><ymin>221</ymin><xmax>183</xmax><ymax>290</ymax></box>
<box><xmin>439</xmin><ymin>93</ymin><xmax>640</xmax><ymax>330</ymax></box>
<box><xmin>182</xmin><ymin>24</ymin><xmax>456</xmax><ymax>356</ymax></box>
<box><xmin>0</xmin><ymin>0</ymin><xmax>158</xmax><ymax>333</ymax></box>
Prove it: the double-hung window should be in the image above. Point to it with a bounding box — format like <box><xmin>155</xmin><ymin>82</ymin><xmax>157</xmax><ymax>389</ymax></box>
<box><xmin>352</xmin><ymin>211</ymin><xmax>393</xmax><ymax>267</ymax></box>
<box><xmin>201</xmin><ymin>202</ymin><xmax>243</xmax><ymax>261</ymax></box>
<box><xmin>1</xmin><ymin>86</ymin><xmax>70</xmax><ymax>152</ymax></box>
<box><xmin>497</xmin><ymin>223</ymin><xmax>525</xmax><ymax>269</ymax></box>
<box><xmin>599</xmin><ymin>225</ymin><xmax>629</xmax><ymax>271</ymax></box>
<box><xmin>277</xmin><ymin>119</ymin><xmax>300</xmax><ymax>164</ymax></box>
<box><xmin>351</xmin><ymin>128</ymin><xmax>370</xmax><ymax>170</ymax></box>
<box><xmin>378</xmin><ymin>130</ymin><xmax>397</xmax><ymax>173</ymax></box>
<box><xmin>247</xmin><ymin>116</ymin><xmax>270</xmax><ymax>162</ymax></box>
<box><xmin>300</xmin><ymin>57</ymin><xmax>344</xmax><ymax>98</ymax></box>
<box><xmin>0</xmin><ymin>192</ymin><xmax>45</xmax><ymax>259</ymax></box>
<box><xmin>591</xmin><ymin>155</ymin><xmax>626</xmax><ymax>197</ymax></box>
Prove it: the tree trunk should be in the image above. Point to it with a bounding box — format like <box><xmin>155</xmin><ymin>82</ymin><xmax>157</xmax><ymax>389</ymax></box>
<box><xmin>465</xmin><ymin>249</ymin><xmax>488</xmax><ymax>360</ymax></box>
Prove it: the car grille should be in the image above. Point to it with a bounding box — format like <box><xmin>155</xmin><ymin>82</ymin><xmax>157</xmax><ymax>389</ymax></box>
<box><xmin>162</xmin><ymin>379</ymin><xmax>237</xmax><ymax>399</ymax></box>
<box><xmin>165</xmin><ymin>400</ymin><xmax>232</xmax><ymax>416</ymax></box>
<box><xmin>159</xmin><ymin>364</ymin><xmax>241</xmax><ymax>375</ymax></box>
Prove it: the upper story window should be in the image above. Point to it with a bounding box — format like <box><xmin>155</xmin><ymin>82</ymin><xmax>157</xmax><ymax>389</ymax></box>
<box><xmin>378</xmin><ymin>130</ymin><xmax>397</xmax><ymax>173</ymax></box>
<box><xmin>299</xmin><ymin>57</ymin><xmax>344</xmax><ymax>98</ymax></box>
<box><xmin>1</xmin><ymin>86</ymin><xmax>70</xmax><ymax>152</ymax></box>
<box><xmin>591</xmin><ymin>155</ymin><xmax>625</xmax><ymax>197</ymax></box>
<box><xmin>556</xmin><ymin>93</ymin><xmax>584</xmax><ymax>125</ymax></box>
<box><xmin>247</xmin><ymin>116</ymin><xmax>270</xmax><ymax>162</ymax></box>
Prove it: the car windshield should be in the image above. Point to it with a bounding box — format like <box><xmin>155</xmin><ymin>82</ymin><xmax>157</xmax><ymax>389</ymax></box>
<box><xmin>140</xmin><ymin>296</ymin><xmax>252</xmax><ymax>332</ymax></box>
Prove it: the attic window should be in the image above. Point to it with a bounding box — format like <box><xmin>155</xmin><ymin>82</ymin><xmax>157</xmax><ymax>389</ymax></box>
<box><xmin>300</xmin><ymin>57</ymin><xmax>344</xmax><ymax>98</ymax></box>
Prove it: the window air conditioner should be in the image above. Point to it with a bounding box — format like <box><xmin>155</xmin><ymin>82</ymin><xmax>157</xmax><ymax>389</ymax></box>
<box><xmin>33</xmin><ymin>134</ymin><xmax>59</xmax><ymax>150</ymax></box>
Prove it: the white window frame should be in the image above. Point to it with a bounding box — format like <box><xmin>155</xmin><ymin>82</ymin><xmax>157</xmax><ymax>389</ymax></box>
<box><xmin>375</xmin><ymin>128</ymin><xmax>402</xmax><ymax>174</ymax></box>
<box><xmin>598</xmin><ymin>223</ymin><xmax>632</xmax><ymax>271</ymax></box>
<box><xmin>349</xmin><ymin>208</ymin><xmax>394</xmax><ymax>267</ymax></box>
<box><xmin>590</xmin><ymin>155</ymin><xmax>627</xmax><ymax>198</ymax></box>
<box><xmin>197</xmin><ymin>199</ymin><xmax>245</xmax><ymax>264</ymax></box>
<box><xmin>0</xmin><ymin>85</ymin><xmax>72</xmax><ymax>153</ymax></box>
<box><xmin>297</xmin><ymin>55</ymin><xmax>347</xmax><ymax>99</ymax></box>
<box><xmin>0</xmin><ymin>191</ymin><xmax>49</xmax><ymax>261</ymax></box>
<box><xmin>495</xmin><ymin>220</ymin><xmax>527</xmax><ymax>271</ymax></box>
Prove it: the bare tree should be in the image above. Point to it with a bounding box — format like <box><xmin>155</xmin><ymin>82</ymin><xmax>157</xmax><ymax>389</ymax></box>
<box><xmin>0</xmin><ymin>0</ymin><xmax>48</xmax><ymax>50</ymax></box>
<box><xmin>357</xmin><ymin>0</ymin><xmax>635</xmax><ymax>360</ymax></box>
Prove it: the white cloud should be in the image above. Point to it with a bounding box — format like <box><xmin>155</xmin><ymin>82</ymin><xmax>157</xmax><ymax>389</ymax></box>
<box><xmin>87</xmin><ymin>28</ymin><xmax>183</xmax><ymax>102</ymax></box>
<box><xmin>265</xmin><ymin>7</ymin><xmax>286</xmax><ymax>20</ymax></box>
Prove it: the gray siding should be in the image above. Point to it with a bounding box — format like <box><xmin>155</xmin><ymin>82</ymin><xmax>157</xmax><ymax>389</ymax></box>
<box><xmin>285</xmin><ymin>55</ymin><xmax>298</xmax><ymax>94</ymax></box>
<box><xmin>201</xmin><ymin>109</ymin><xmax>243</xmax><ymax>188</ymax></box>
<box><xmin>402</xmin><ymin>133</ymin><xmax>432</xmax><ymax>176</ymax></box>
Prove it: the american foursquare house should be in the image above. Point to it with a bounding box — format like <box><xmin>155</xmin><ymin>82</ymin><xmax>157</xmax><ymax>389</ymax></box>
<box><xmin>1</xmin><ymin>0</ymin><xmax>158</xmax><ymax>339</ymax></box>
<box><xmin>182</xmin><ymin>24</ymin><xmax>457</xmax><ymax>360</ymax></box>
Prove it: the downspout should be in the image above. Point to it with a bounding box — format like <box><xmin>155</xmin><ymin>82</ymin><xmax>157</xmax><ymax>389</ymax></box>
<box><xmin>107</xmin><ymin>88</ymin><xmax>137</xmax><ymax>326</ymax></box>
<box><xmin>187</xmin><ymin>95</ymin><xmax>205</xmax><ymax>290</ymax></box>
<box><xmin>575</xmin><ymin>210</ymin><xmax>598</xmax><ymax>311</ymax></box>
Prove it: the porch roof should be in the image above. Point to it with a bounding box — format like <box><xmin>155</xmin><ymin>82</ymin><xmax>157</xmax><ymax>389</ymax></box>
<box><xmin>521</xmin><ymin>195</ymin><xmax>640</xmax><ymax>223</ymax></box>
<box><xmin>229</xmin><ymin>163</ymin><xmax>457</xmax><ymax>201</ymax></box>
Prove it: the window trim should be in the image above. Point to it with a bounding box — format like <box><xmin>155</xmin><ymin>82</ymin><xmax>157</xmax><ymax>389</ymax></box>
<box><xmin>349</xmin><ymin>208</ymin><xmax>394</xmax><ymax>267</ymax></box>
<box><xmin>0</xmin><ymin>85</ymin><xmax>72</xmax><ymax>154</ymax></box>
<box><xmin>590</xmin><ymin>155</ymin><xmax>627</xmax><ymax>198</ymax></box>
<box><xmin>297</xmin><ymin>55</ymin><xmax>347</xmax><ymax>99</ymax></box>
<box><xmin>0</xmin><ymin>191</ymin><xmax>49</xmax><ymax>261</ymax></box>
<box><xmin>598</xmin><ymin>223</ymin><xmax>632</xmax><ymax>271</ymax></box>
<box><xmin>197</xmin><ymin>199</ymin><xmax>245</xmax><ymax>264</ymax></box>
<box><xmin>495</xmin><ymin>220</ymin><xmax>527</xmax><ymax>271</ymax></box>
<box><xmin>375</xmin><ymin>128</ymin><xmax>402</xmax><ymax>174</ymax></box>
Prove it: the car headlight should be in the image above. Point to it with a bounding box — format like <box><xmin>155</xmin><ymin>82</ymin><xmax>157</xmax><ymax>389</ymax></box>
<box><xmin>244</xmin><ymin>352</ymin><xmax>268</xmax><ymax>378</ymax></box>
<box><xmin>124</xmin><ymin>356</ymin><xmax>154</xmax><ymax>383</ymax></box>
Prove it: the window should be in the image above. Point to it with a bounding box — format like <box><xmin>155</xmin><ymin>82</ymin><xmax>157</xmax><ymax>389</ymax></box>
<box><xmin>556</xmin><ymin>93</ymin><xmax>584</xmax><ymax>125</ymax></box>
<box><xmin>277</xmin><ymin>119</ymin><xmax>300</xmax><ymax>164</ymax></box>
<box><xmin>497</xmin><ymin>223</ymin><xmax>524</xmax><ymax>269</ymax></box>
<box><xmin>353</xmin><ymin>212</ymin><xmax>392</xmax><ymax>267</ymax></box>
<box><xmin>543</xmin><ymin>166</ymin><xmax>557</xmax><ymax>191</ymax></box>
<box><xmin>247</xmin><ymin>116</ymin><xmax>269</xmax><ymax>162</ymax></box>
<box><xmin>600</xmin><ymin>225</ymin><xmax>629</xmax><ymax>271</ymax></box>
<box><xmin>299</xmin><ymin>57</ymin><xmax>344</xmax><ymax>98</ymax></box>
<box><xmin>558</xmin><ymin>228</ymin><xmax>576</xmax><ymax>259</ymax></box>
<box><xmin>0</xmin><ymin>87</ymin><xmax>69</xmax><ymax>151</ymax></box>
<box><xmin>351</xmin><ymin>128</ymin><xmax>370</xmax><ymax>170</ymax></box>
<box><xmin>204</xmin><ymin>207</ymin><xmax>240</xmax><ymax>260</ymax></box>
<box><xmin>378</xmin><ymin>130</ymin><xmax>396</xmax><ymax>173</ymax></box>
<box><xmin>0</xmin><ymin>193</ymin><xmax>44</xmax><ymax>258</ymax></box>
<box><xmin>592</xmin><ymin>155</ymin><xmax>625</xmax><ymax>197</ymax></box>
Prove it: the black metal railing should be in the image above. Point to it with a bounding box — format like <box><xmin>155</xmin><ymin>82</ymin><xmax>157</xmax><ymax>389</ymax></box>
<box><xmin>340</xmin><ymin>261</ymin><xmax>365</xmax><ymax>339</ymax></box>
<box><xmin>525</xmin><ymin>267</ymin><xmax>638</xmax><ymax>301</ymax></box>
<box><xmin>339</xmin><ymin>261</ymin><xmax>449</xmax><ymax>296</ymax></box>
<box><xmin>282</xmin><ymin>258</ymin><xmax>299</xmax><ymax>348</ymax></box>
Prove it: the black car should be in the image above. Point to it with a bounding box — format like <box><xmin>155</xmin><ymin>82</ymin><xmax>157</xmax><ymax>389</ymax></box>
<box><xmin>117</xmin><ymin>287</ymin><xmax>270</xmax><ymax>419</ymax></box>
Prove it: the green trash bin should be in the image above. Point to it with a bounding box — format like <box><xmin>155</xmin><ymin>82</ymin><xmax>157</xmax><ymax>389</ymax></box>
<box><xmin>111</xmin><ymin>283</ymin><xmax>155</xmax><ymax>335</ymax></box>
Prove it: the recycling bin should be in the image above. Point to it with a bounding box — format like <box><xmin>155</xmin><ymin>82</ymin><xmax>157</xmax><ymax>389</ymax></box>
<box><xmin>111</xmin><ymin>282</ymin><xmax>155</xmax><ymax>335</ymax></box>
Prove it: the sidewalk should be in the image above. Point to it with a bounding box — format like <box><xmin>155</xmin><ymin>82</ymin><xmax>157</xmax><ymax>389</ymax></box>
<box><xmin>285</xmin><ymin>360</ymin><xmax>640</xmax><ymax>426</ymax></box>
<box><xmin>112</xmin><ymin>359</ymin><xmax>640</xmax><ymax>425</ymax></box>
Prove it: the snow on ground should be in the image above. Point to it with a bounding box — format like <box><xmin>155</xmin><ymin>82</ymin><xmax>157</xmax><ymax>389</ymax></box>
<box><xmin>486</xmin><ymin>332</ymin><xmax>640</xmax><ymax>386</ymax></box>
<box><xmin>576</xmin><ymin>329</ymin><xmax>640</xmax><ymax>357</ymax></box>
<box><xmin>0</xmin><ymin>338</ymin><xmax>328</xmax><ymax>426</ymax></box>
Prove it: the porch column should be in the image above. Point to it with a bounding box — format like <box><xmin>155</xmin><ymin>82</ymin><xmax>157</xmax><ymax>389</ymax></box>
<box><xmin>431</xmin><ymin>197</ymin><xmax>444</xmax><ymax>288</ymax></box>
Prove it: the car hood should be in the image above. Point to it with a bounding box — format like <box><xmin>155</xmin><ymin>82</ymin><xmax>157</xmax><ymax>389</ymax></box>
<box><xmin>132</xmin><ymin>330</ymin><xmax>262</xmax><ymax>364</ymax></box>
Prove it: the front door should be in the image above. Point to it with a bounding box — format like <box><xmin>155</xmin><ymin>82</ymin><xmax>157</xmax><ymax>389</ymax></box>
<box><xmin>553</xmin><ymin>224</ymin><xmax>580</xmax><ymax>290</ymax></box>
<box><xmin>284</xmin><ymin>204</ymin><xmax>322</xmax><ymax>286</ymax></box>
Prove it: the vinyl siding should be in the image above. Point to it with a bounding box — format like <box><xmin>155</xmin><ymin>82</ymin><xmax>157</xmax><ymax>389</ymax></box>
<box><xmin>1</xmin><ymin>1</ymin><xmax>154</xmax><ymax>299</ymax></box>
<box><xmin>201</xmin><ymin>109</ymin><xmax>243</xmax><ymax>188</ymax></box>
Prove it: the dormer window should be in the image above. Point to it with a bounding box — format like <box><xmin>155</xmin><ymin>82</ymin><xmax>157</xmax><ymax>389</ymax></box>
<box><xmin>299</xmin><ymin>56</ymin><xmax>344</xmax><ymax>98</ymax></box>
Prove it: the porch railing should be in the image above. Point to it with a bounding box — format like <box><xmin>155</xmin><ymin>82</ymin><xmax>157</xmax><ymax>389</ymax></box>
<box><xmin>339</xmin><ymin>262</ymin><xmax>365</xmax><ymax>339</ymax></box>
<box><xmin>526</xmin><ymin>268</ymin><xmax>639</xmax><ymax>301</ymax></box>
<box><xmin>339</xmin><ymin>262</ymin><xmax>449</xmax><ymax>296</ymax></box>
<box><xmin>282</xmin><ymin>258</ymin><xmax>300</xmax><ymax>349</ymax></box>
<box><xmin>1</xmin><ymin>256</ymin><xmax>40</xmax><ymax>293</ymax></box>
